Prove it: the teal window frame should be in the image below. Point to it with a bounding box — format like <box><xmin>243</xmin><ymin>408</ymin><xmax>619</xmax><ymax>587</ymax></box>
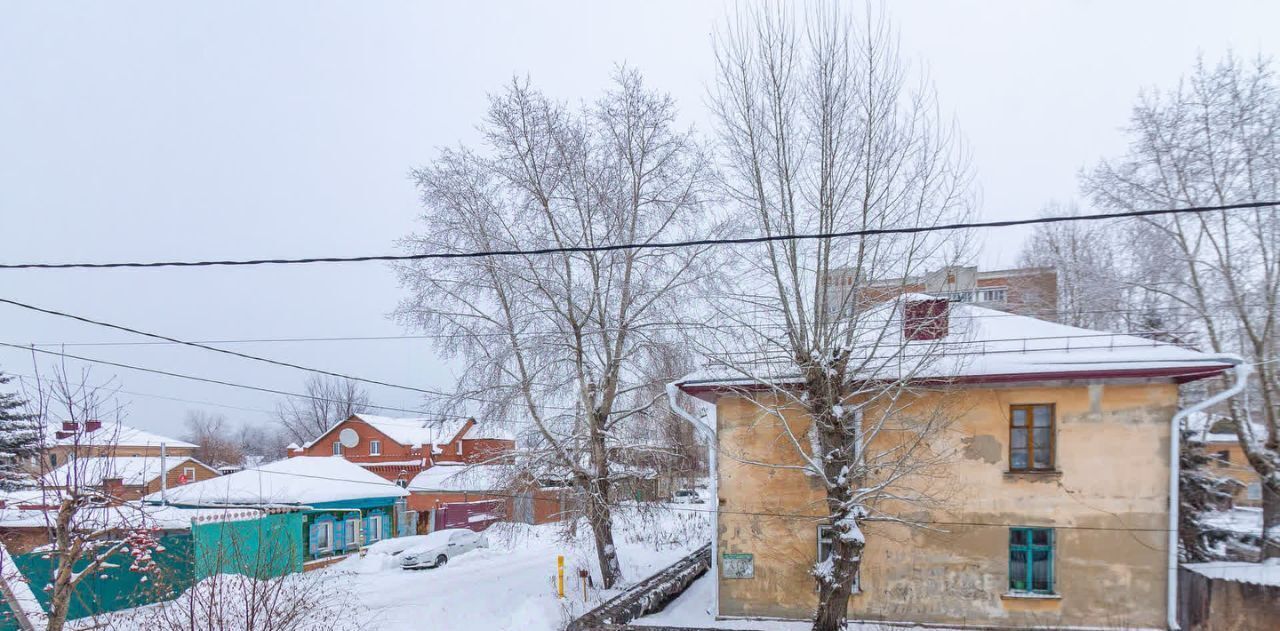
<box><xmin>1008</xmin><ymin>527</ymin><xmax>1054</xmax><ymax>594</ymax></box>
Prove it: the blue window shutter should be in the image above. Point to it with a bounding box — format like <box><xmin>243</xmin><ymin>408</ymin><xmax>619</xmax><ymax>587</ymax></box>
<box><xmin>308</xmin><ymin>522</ymin><xmax>318</xmax><ymax>553</ymax></box>
<box><xmin>383</xmin><ymin>514</ymin><xmax>390</xmax><ymax>540</ymax></box>
<box><xmin>335</xmin><ymin>519</ymin><xmax>345</xmax><ymax>549</ymax></box>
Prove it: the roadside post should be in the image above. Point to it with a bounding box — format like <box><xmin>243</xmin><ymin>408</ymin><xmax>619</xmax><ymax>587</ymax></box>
<box><xmin>557</xmin><ymin>555</ymin><xmax>565</xmax><ymax>598</ymax></box>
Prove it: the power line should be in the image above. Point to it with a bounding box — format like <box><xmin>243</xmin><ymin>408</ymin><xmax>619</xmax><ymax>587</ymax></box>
<box><xmin>20</xmin><ymin>302</ymin><xmax>1271</xmax><ymax>348</ymax></box>
<box><xmin>1</xmin><ymin>201</ymin><xmax>1273</xmax><ymax>270</ymax></box>
<box><xmin>0</xmin><ymin>296</ymin><xmax>445</xmax><ymax>398</ymax></box>
<box><xmin>0</xmin><ymin>341</ymin><xmax>439</xmax><ymax>418</ymax></box>
<box><xmin>3</xmin><ymin>370</ymin><xmax>277</xmax><ymax>417</ymax></box>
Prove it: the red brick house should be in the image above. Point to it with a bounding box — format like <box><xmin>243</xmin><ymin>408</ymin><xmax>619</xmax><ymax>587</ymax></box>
<box><xmin>289</xmin><ymin>414</ymin><xmax>515</xmax><ymax>485</ymax></box>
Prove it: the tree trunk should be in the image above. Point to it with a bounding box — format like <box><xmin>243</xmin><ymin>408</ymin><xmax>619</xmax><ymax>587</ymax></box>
<box><xmin>1262</xmin><ymin>482</ymin><xmax>1280</xmax><ymax>560</ymax></box>
<box><xmin>584</xmin><ymin>477</ymin><xmax>622</xmax><ymax>589</ymax></box>
<box><xmin>813</xmin><ymin>535</ymin><xmax>863</xmax><ymax>631</ymax></box>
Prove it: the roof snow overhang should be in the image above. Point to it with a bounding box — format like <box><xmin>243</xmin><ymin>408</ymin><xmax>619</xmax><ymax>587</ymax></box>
<box><xmin>677</xmin><ymin>363</ymin><xmax>1232</xmax><ymax>401</ymax></box>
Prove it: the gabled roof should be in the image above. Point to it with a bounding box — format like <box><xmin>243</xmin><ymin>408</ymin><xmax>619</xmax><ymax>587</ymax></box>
<box><xmin>45</xmin><ymin>422</ymin><xmax>197</xmax><ymax>450</ymax></box>
<box><xmin>44</xmin><ymin>456</ymin><xmax>216</xmax><ymax>488</ymax></box>
<box><xmin>145</xmin><ymin>456</ymin><xmax>408</xmax><ymax>506</ymax></box>
<box><xmin>678</xmin><ymin>297</ymin><xmax>1232</xmax><ymax>395</ymax></box>
<box><xmin>302</xmin><ymin>414</ymin><xmax>470</xmax><ymax>450</ymax></box>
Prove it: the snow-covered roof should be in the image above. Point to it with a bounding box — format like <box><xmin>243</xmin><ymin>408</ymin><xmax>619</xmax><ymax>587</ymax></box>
<box><xmin>1184</xmin><ymin>561</ymin><xmax>1280</xmax><ymax>587</ymax></box>
<box><xmin>0</xmin><ymin>500</ymin><xmax>265</xmax><ymax>530</ymax></box>
<box><xmin>303</xmin><ymin>414</ymin><xmax>469</xmax><ymax>450</ymax></box>
<box><xmin>407</xmin><ymin>463</ymin><xmax>509</xmax><ymax>492</ymax></box>
<box><xmin>678</xmin><ymin>297</ymin><xmax>1232</xmax><ymax>391</ymax></box>
<box><xmin>462</xmin><ymin>422</ymin><xmax>518</xmax><ymax>442</ymax></box>
<box><xmin>144</xmin><ymin>456</ymin><xmax>407</xmax><ymax>506</ymax></box>
<box><xmin>45</xmin><ymin>421</ymin><xmax>197</xmax><ymax>450</ymax></box>
<box><xmin>43</xmin><ymin>456</ymin><xmax>213</xmax><ymax>488</ymax></box>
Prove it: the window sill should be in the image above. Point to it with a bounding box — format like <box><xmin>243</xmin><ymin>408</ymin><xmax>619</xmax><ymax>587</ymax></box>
<box><xmin>1003</xmin><ymin>470</ymin><xmax>1062</xmax><ymax>481</ymax></box>
<box><xmin>1001</xmin><ymin>592</ymin><xmax>1060</xmax><ymax>600</ymax></box>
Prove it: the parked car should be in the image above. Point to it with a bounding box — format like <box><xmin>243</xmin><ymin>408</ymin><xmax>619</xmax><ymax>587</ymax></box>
<box><xmin>400</xmin><ymin>528</ymin><xmax>488</xmax><ymax>569</ymax></box>
<box><xmin>672</xmin><ymin>489</ymin><xmax>704</xmax><ymax>504</ymax></box>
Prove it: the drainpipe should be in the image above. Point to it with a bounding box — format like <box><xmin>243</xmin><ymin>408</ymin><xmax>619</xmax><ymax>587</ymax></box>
<box><xmin>1166</xmin><ymin>357</ymin><xmax>1250</xmax><ymax>631</ymax></box>
<box><xmin>666</xmin><ymin>383</ymin><xmax>718</xmax><ymax>618</ymax></box>
<box><xmin>160</xmin><ymin>442</ymin><xmax>168</xmax><ymax>505</ymax></box>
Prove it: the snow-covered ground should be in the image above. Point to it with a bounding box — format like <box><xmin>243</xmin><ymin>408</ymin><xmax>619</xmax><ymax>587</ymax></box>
<box><xmin>634</xmin><ymin>574</ymin><xmax>945</xmax><ymax>630</ymax></box>
<box><xmin>97</xmin><ymin>503</ymin><xmax>708</xmax><ymax>631</ymax></box>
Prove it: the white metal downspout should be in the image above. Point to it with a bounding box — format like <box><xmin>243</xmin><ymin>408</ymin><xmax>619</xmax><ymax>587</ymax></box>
<box><xmin>667</xmin><ymin>383</ymin><xmax>718</xmax><ymax>618</ymax></box>
<box><xmin>1166</xmin><ymin>357</ymin><xmax>1251</xmax><ymax>631</ymax></box>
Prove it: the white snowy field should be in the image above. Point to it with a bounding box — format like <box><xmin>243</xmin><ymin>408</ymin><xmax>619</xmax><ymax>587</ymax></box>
<box><xmin>95</xmin><ymin>503</ymin><xmax>709</xmax><ymax>631</ymax></box>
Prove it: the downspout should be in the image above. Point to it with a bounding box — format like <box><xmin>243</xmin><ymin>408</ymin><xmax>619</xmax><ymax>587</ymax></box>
<box><xmin>1166</xmin><ymin>357</ymin><xmax>1251</xmax><ymax>631</ymax></box>
<box><xmin>667</xmin><ymin>383</ymin><xmax>718</xmax><ymax>618</ymax></box>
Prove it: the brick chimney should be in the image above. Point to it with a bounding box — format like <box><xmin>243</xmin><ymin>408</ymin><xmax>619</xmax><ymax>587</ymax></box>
<box><xmin>904</xmin><ymin>298</ymin><xmax>950</xmax><ymax>341</ymax></box>
<box><xmin>61</xmin><ymin>421</ymin><xmax>78</xmax><ymax>432</ymax></box>
<box><xmin>84</xmin><ymin>420</ymin><xmax>102</xmax><ymax>432</ymax></box>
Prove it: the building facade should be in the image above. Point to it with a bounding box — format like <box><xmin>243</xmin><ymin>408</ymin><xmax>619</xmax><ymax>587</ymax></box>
<box><xmin>677</xmin><ymin>299</ymin><xmax>1232</xmax><ymax>629</ymax></box>
<box><xmin>828</xmin><ymin>265</ymin><xmax>1059</xmax><ymax>321</ymax></box>
<box><xmin>290</xmin><ymin>414</ymin><xmax>515</xmax><ymax>484</ymax></box>
<box><xmin>40</xmin><ymin>421</ymin><xmax>198</xmax><ymax>472</ymax></box>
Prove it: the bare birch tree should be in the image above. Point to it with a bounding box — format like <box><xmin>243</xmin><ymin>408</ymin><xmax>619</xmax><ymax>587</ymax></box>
<box><xmin>1083</xmin><ymin>53</ymin><xmax>1280</xmax><ymax>559</ymax></box>
<box><xmin>275</xmin><ymin>375</ymin><xmax>371</xmax><ymax>445</ymax></box>
<box><xmin>706</xmin><ymin>4</ymin><xmax>974</xmax><ymax>629</ymax></box>
<box><xmin>395</xmin><ymin>69</ymin><xmax>717</xmax><ymax>587</ymax></box>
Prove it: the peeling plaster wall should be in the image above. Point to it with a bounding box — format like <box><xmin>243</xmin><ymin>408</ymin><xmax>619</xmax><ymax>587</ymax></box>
<box><xmin>715</xmin><ymin>382</ymin><xmax>1176</xmax><ymax>629</ymax></box>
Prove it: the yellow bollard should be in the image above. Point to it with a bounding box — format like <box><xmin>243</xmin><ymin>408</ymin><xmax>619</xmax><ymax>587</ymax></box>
<box><xmin>557</xmin><ymin>555</ymin><xmax>565</xmax><ymax>598</ymax></box>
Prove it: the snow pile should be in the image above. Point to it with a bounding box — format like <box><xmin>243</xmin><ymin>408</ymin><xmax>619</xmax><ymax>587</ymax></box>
<box><xmin>1185</xmin><ymin>560</ymin><xmax>1280</xmax><ymax>587</ymax></box>
<box><xmin>144</xmin><ymin>456</ymin><xmax>408</xmax><ymax>506</ymax></box>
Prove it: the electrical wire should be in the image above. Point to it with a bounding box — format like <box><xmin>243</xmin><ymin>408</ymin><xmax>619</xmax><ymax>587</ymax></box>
<box><xmin>0</xmin><ymin>201</ymin><xmax>1273</xmax><ymax>270</ymax></box>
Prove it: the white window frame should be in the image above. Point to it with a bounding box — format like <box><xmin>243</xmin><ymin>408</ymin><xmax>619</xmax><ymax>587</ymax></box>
<box><xmin>456</xmin><ymin>441</ymin><xmax>463</xmax><ymax>456</ymax></box>
<box><xmin>1247</xmin><ymin>482</ymin><xmax>1263</xmax><ymax>501</ymax></box>
<box><xmin>182</xmin><ymin>466</ymin><xmax>196</xmax><ymax>482</ymax></box>
<box><xmin>345</xmin><ymin>518</ymin><xmax>360</xmax><ymax>546</ymax></box>
<box><xmin>370</xmin><ymin>440</ymin><xmax>381</xmax><ymax>456</ymax></box>
<box><xmin>817</xmin><ymin>525</ymin><xmax>860</xmax><ymax>592</ymax></box>
<box><xmin>368</xmin><ymin>515</ymin><xmax>384</xmax><ymax>543</ymax></box>
<box><xmin>332</xmin><ymin>441</ymin><xmax>342</xmax><ymax>456</ymax></box>
<box><xmin>315</xmin><ymin>521</ymin><xmax>333</xmax><ymax>552</ymax></box>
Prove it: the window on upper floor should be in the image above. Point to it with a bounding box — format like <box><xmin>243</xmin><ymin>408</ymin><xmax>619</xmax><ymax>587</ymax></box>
<box><xmin>1009</xmin><ymin>527</ymin><xmax>1054</xmax><ymax>594</ymax></box>
<box><xmin>1214</xmin><ymin>450</ymin><xmax>1230</xmax><ymax>467</ymax></box>
<box><xmin>1009</xmin><ymin>404</ymin><xmax>1054</xmax><ymax>472</ymax></box>
<box><xmin>370</xmin><ymin>440</ymin><xmax>381</xmax><ymax>456</ymax></box>
<box><xmin>332</xmin><ymin>441</ymin><xmax>342</xmax><ymax>456</ymax></box>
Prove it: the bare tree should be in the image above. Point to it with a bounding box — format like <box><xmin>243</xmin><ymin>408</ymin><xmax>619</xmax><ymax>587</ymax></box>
<box><xmin>182</xmin><ymin>411</ymin><xmax>243</xmax><ymax>468</ymax></box>
<box><xmin>274</xmin><ymin>376</ymin><xmax>371</xmax><ymax>445</ymax></box>
<box><xmin>22</xmin><ymin>364</ymin><xmax>165</xmax><ymax>631</ymax></box>
<box><xmin>707</xmin><ymin>4</ymin><xmax>974</xmax><ymax>629</ymax></box>
<box><xmin>1083</xmin><ymin>53</ymin><xmax>1280</xmax><ymax>559</ymax></box>
<box><xmin>395</xmin><ymin>68</ymin><xmax>717</xmax><ymax>588</ymax></box>
<box><xmin>1017</xmin><ymin>201</ymin><xmax>1129</xmax><ymax>330</ymax></box>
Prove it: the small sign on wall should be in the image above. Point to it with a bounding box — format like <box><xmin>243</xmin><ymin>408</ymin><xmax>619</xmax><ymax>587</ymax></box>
<box><xmin>722</xmin><ymin>552</ymin><xmax>754</xmax><ymax>579</ymax></box>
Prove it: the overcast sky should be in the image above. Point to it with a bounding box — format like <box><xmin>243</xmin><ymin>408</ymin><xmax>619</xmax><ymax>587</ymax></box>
<box><xmin>2</xmin><ymin>1</ymin><xmax>1277</xmax><ymax>440</ymax></box>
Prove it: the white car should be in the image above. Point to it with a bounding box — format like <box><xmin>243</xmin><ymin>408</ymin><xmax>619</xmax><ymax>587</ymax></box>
<box><xmin>400</xmin><ymin>528</ymin><xmax>488</xmax><ymax>570</ymax></box>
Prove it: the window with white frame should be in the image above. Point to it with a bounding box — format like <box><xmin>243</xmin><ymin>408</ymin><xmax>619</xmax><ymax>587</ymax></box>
<box><xmin>332</xmin><ymin>442</ymin><xmax>342</xmax><ymax>456</ymax></box>
<box><xmin>370</xmin><ymin>440</ymin><xmax>381</xmax><ymax>456</ymax></box>
<box><xmin>368</xmin><ymin>515</ymin><xmax>384</xmax><ymax>542</ymax></box>
<box><xmin>345</xmin><ymin>518</ymin><xmax>360</xmax><ymax>546</ymax></box>
<box><xmin>817</xmin><ymin>525</ymin><xmax>860</xmax><ymax>591</ymax></box>
<box><xmin>182</xmin><ymin>467</ymin><xmax>196</xmax><ymax>482</ymax></box>
<box><xmin>314</xmin><ymin>521</ymin><xmax>333</xmax><ymax>552</ymax></box>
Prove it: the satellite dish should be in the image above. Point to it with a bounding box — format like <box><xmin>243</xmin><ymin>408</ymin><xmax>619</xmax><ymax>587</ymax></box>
<box><xmin>339</xmin><ymin>428</ymin><xmax>360</xmax><ymax>449</ymax></box>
